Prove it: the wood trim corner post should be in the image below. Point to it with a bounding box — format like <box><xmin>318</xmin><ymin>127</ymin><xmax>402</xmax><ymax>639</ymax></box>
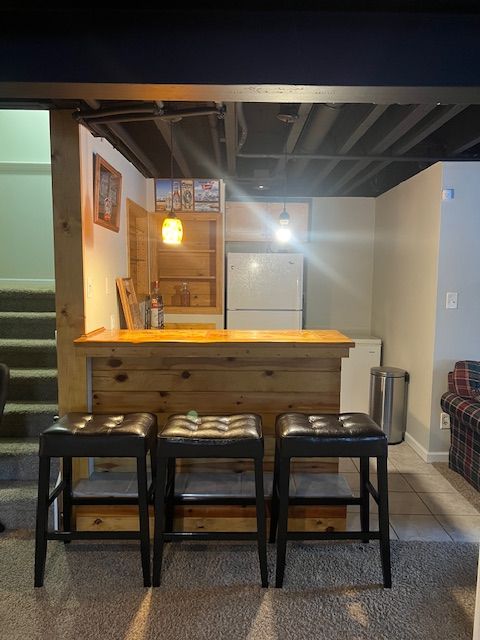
<box><xmin>50</xmin><ymin>111</ymin><xmax>87</xmax><ymax>414</ymax></box>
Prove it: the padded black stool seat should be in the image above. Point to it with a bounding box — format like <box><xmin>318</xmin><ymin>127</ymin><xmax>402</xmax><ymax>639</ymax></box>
<box><xmin>270</xmin><ymin>412</ymin><xmax>391</xmax><ymax>589</ymax></box>
<box><xmin>35</xmin><ymin>412</ymin><xmax>157</xmax><ymax>588</ymax></box>
<box><xmin>153</xmin><ymin>413</ymin><xmax>268</xmax><ymax>587</ymax></box>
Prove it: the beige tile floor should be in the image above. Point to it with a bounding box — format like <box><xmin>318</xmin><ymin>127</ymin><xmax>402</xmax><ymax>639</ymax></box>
<box><xmin>343</xmin><ymin>441</ymin><xmax>480</xmax><ymax>541</ymax></box>
<box><xmin>90</xmin><ymin>442</ymin><xmax>480</xmax><ymax>541</ymax></box>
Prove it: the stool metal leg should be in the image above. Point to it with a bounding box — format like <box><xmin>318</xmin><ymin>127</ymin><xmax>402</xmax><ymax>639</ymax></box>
<box><xmin>254</xmin><ymin>457</ymin><xmax>268</xmax><ymax>587</ymax></box>
<box><xmin>152</xmin><ymin>457</ymin><xmax>168</xmax><ymax>587</ymax></box>
<box><xmin>34</xmin><ymin>456</ymin><xmax>51</xmax><ymax>587</ymax></box>
<box><xmin>376</xmin><ymin>455</ymin><xmax>392</xmax><ymax>588</ymax></box>
<box><xmin>165</xmin><ymin>458</ymin><xmax>176</xmax><ymax>533</ymax></box>
<box><xmin>269</xmin><ymin>442</ymin><xmax>280</xmax><ymax>543</ymax></box>
<box><xmin>150</xmin><ymin>444</ymin><xmax>157</xmax><ymax>485</ymax></box>
<box><xmin>275</xmin><ymin>456</ymin><xmax>291</xmax><ymax>588</ymax></box>
<box><xmin>62</xmin><ymin>457</ymin><xmax>73</xmax><ymax>544</ymax></box>
<box><xmin>137</xmin><ymin>455</ymin><xmax>151</xmax><ymax>587</ymax></box>
<box><xmin>359</xmin><ymin>456</ymin><xmax>370</xmax><ymax>543</ymax></box>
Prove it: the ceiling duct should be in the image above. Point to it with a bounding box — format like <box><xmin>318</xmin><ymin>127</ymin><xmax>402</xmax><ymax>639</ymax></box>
<box><xmin>75</xmin><ymin>104</ymin><xmax>225</xmax><ymax>126</ymax></box>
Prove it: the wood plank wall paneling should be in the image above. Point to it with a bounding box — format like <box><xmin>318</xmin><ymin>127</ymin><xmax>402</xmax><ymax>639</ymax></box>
<box><xmin>92</xmin><ymin>356</ymin><xmax>341</xmax><ymax>371</ymax></box>
<box><xmin>76</xmin><ymin>506</ymin><xmax>347</xmax><ymax>534</ymax></box>
<box><xmin>91</xmin><ymin>353</ymin><xmax>340</xmax><ymax>419</ymax></box>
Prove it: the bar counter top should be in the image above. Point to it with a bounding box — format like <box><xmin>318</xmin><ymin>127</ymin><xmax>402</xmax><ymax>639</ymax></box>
<box><xmin>73</xmin><ymin>327</ymin><xmax>354</xmax><ymax>534</ymax></box>
<box><xmin>74</xmin><ymin>328</ymin><xmax>354</xmax><ymax>347</ymax></box>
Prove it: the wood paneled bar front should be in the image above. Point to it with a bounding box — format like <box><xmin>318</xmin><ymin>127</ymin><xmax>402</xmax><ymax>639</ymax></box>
<box><xmin>74</xmin><ymin>329</ymin><xmax>354</xmax><ymax>533</ymax></box>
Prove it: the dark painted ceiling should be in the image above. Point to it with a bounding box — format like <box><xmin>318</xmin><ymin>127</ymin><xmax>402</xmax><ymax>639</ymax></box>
<box><xmin>39</xmin><ymin>97</ymin><xmax>480</xmax><ymax>199</ymax></box>
<box><xmin>3</xmin><ymin>5</ymin><xmax>480</xmax><ymax>198</ymax></box>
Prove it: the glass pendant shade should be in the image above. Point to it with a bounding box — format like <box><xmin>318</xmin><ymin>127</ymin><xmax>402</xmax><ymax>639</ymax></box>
<box><xmin>162</xmin><ymin>212</ymin><xmax>183</xmax><ymax>245</ymax></box>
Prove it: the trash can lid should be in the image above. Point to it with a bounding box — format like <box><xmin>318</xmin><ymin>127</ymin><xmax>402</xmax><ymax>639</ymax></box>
<box><xmin>371</xmin><ymin>366</ymin><xmax>407</xmax><ymax>378</ymax></box>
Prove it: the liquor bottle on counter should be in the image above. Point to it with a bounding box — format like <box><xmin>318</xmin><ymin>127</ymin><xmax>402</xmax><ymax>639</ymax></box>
<box><xmin>144</xmin><ymin>294</ymin><xmax>151</xmax><ymax>329</ymax></box>
<box><xmin>150</xmin><ymin>280</ymin><xmax>165</xmax><ymax>329</ymax></box>
<box><xmin>180</xmin><ymin>282</ymin><xmax>191</xmax><ymax>307</ymax></box>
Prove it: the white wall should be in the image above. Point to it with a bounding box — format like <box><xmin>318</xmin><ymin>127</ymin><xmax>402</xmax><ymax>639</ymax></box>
<box><xmin>430</xmin><ymin>163</ymin><xmax>480</xmax><ymax>453</ymax></box>
<box><xmin>304</xmin><ymin>197</ymin><xmax>375</xmax><ymax>334</ymax></box>
<box><xmin>0</xmin><ymin>110</ymin><xmax>54</xmax><ymax>289</ymax></box>
<box><xmin>80</xmin><ymin>126</ymin><xmax>149</xmax><ymax>333</ymax></box>
<box><xmin>372</xmin><ymin>164</ymin><xmax>443</xmax><ymax>455</ymax></box>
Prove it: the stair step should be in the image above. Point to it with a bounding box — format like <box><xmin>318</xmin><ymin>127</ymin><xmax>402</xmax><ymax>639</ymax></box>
<box><xmin>8</xmin><ymin>368</ymin><xmax>58</xmax><ymax>402</ymax></box>
<box><xmin>0</xmin><ymin>480</ymin><xmax>56</xmax><ymax>530</ymax></box>
<box><xmin>0</xmin><ymin>289</ymin><xmax>55</xmax><ymax>313</ymax></box>
<box><xmin>0</xmin><ymin>311</ymin><xmax>56</xmax><ymax>339</ymax></box>
<box><xmin>0</xmin><ymin>339</ymin><xmax>57</xmax><ymax>368</ymax></box>
<box><xmin>0</xmin><ymin>438</ymin><xmax>60</xmax><ymax>481</ymax></box>
<box><xmin>1</xmin><ymin>402</ymin><xmax>58</xmax><ymax>437</ymax></box>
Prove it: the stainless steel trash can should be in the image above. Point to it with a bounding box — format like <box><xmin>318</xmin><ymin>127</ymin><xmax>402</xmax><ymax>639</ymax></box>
<box><xmin>369</xmin><ymin>367</ymin><xmax>409</xmax><ymax>444</ymax></box>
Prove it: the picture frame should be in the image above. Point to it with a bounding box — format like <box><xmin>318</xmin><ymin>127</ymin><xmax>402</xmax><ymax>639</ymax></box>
<box><xmin>94</xmin><ymin>154</ymin><xmax>122</xmax><ymax>232</ymax></box>
<box><xmin>194</xmin><ymin>179</ymin><xmax>220</xmax><ymax>212</ymax></box>
<box><xmin>155</xmin><ymin>178</ymin><xmax>172</xmax><ymax>212</ymax></box>
<box><xmin>154</xmin><ymin>178</ymin><xmax>220</xmax><ymax>213</ymax></box>
<box><xmin>181</xmin><ymin>179</ymin><xmax>194</xmax><ymax>211</ymax></box>
<box><xmin>116</xmin><ymin>277</ymin><xmax>143</xmax><ymax>329</ymax></box>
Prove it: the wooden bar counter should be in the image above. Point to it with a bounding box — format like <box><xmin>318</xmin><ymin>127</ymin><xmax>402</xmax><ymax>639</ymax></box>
<box><xmin>74</xmin><ymin>328</ymin><xmax>354</xmax><ymax>533</ymax></box>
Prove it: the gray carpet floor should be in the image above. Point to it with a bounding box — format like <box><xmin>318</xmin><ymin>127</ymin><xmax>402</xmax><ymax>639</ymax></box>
<box><xmin>0</xmin><ymin>535</ymin><xmax>476</xmax><ymax>640</ymax></box>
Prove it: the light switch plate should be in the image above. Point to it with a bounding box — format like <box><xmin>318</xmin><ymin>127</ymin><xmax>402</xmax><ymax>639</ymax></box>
<box><xmin>446</xmin><ymin>292</ymin><xmax>458</xmax><ymax>309</ymax></box>
<box><xmin>87</xmin><ymin>277</ymin><xmax>93</xmax><ymax>299</ymax></box>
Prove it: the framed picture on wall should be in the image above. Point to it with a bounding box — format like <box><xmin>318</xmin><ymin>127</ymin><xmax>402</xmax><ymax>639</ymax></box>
<box><xmin>94</xmin><ymin>154</ymin><xmax>122</xmax><ymax>232</ymax></box>
<box><xmin>194</xmin><ymin>179</ymin><xmax>220</xmax><ymax>212</ymax></box>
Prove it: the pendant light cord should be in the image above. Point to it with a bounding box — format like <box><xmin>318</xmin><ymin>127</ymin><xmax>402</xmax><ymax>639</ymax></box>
<box><xmin>170</xmin><ymin>122</ymin><xmax>174</xmax><ymax>212</ymax></box>
<box><xmin>283</xmin><ymin>125</ymin><xmax>287</xmax><ymax>211</ymax></box>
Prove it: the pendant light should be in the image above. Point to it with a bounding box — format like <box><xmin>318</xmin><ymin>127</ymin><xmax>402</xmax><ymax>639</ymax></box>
<box><xmin>162</xmin><ymin>122</ymin><xmax>183</xmax><ymax>245</ymax></box>
<box><xmin>276</xmin><ymin>107</ymin><xmax>297</xmax><ymax>242</ymax></box>
<box><xmin>276</xmin><ymin>134</ymin><xmax>291</xmax><ymax>242</ymax></box>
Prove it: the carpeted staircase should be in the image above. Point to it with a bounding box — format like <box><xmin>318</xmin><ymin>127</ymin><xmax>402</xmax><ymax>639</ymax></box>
<box><xmin>0</xmin><ymin>289</ymin><xmax>59</xmax><ymax>529</ymax></box>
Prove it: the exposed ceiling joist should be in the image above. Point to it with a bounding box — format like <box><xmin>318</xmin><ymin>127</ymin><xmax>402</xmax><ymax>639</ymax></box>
<box><xmin>445</xmin><ymin>106</ymin><xmax>480</xmax><ymax>155</ymax></box>
<box><xmin>224</xmin><ymin>102</ymin><xmax>238</xmax><ymax>175</ymax></box>
<box><xmin>290</xmin><ymin>104</ymin><xmax>343</xmax><ymax>179</ymax></box>
<box><xmin>312</xmin><ymin>104</ymin><xmax>387</xmax><ymax>188</ymax></box>
<box><xmin>327</xmin><ymin>104</ymin><xmax>436</xmax><ymax>194</ymax></box>
<box><xmin>108</xmin><ymin>123</ymin><xmax>159</xmax><ymax>177</ymax></box>
<box><xmin>275</xmin><ymin>103</ymin><xmax>314</xmax><ymax>176</ymax></box>
<box><xmin>343</xmin><ymin>103</ymin><xmax>468</xmax><ymax>195</ymax></box>
<box><xmin>154</xmin><ymin>115</ymin><xmax>192</xmax><ymax>178</ymax></box>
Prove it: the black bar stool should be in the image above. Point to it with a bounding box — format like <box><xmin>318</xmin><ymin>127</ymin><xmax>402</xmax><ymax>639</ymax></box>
<box><xmin>153</xmin><ymin>413</ymin><xmax>268</xmax><ymax>588</ymax></box>
<box><xmin>270</xmin><ymin>412</ymin><xmax>391</xmax><ymax>589</ymax></box>
<box><xmin>34</xmin><ymin>412</ymin><xmax>157</xmax><ymax>587</ymax></box>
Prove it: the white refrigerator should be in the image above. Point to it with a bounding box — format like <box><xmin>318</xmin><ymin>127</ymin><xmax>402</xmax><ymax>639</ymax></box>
<box><xmin>226</xmin><ymin>253</ymin><xmax>303</xmax><ymax>329</ymax></box>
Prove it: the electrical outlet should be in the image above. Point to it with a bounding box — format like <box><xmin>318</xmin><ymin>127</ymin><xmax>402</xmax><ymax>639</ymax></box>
<box><xmin>440</xmin><ymin>412</ymin><xmax>451</xmax><ymax>430</ymax></box>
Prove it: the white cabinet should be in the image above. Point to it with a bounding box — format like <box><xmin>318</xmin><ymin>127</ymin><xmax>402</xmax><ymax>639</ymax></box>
<box><xmin>340</xmin><ymin>337</ymin><xmax>382</xmax><ymax>413</ymax></box>
<box><xmin>225</xmin><ymin>200</ymin><xmax>310</xmax><ymax>242</ymax></box>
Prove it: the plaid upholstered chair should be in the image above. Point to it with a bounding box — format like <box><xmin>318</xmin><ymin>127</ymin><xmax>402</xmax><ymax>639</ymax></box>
<box><xmin>441</xmin><ymin>360</ymin><xmax>480</xmax><ymax>491</ymax></box>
